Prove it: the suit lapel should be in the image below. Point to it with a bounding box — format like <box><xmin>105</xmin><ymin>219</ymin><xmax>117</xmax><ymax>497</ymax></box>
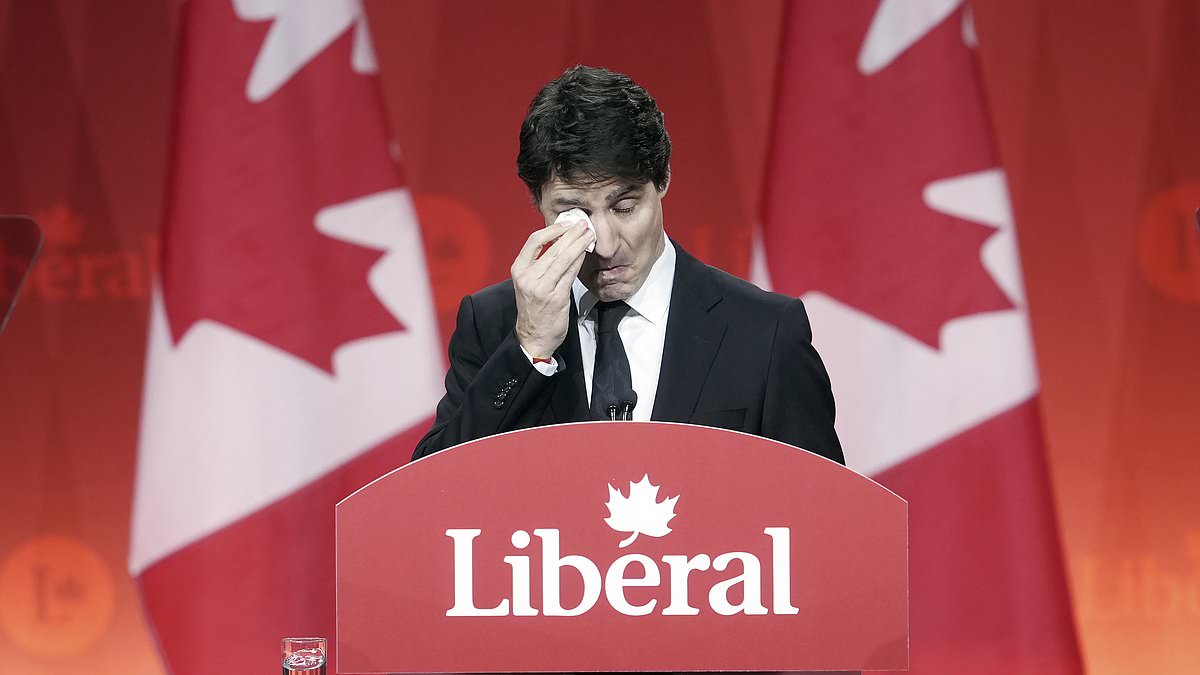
<box><xmin>550</xmin><ymin>297</ymin><xmax>589</xmax><ymax>422</ymax></box>
<box><xmin>651</xmin><ymin>244</ymin><xmax>727</xmax><ymax>422</ymax></box>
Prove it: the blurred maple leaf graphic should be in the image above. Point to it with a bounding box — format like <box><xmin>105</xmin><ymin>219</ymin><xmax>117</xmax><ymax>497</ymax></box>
<box><xmin>604</xmin><ymin>475</ymin><xmax>679</xmax><ymax>548</ymax></box>
<box><xmin>32</xmin><ymin>203</ymin><xmax>84</xmax><ymax>246</ymax></box>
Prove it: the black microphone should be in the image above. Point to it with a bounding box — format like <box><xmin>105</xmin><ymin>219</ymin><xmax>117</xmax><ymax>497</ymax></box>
<box><xmin>617</xmin><ymin>390</ymin><xmax>638</xmax><ymax>421</ymax></box>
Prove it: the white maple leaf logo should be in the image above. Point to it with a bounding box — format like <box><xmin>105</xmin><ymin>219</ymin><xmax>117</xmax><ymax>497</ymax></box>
<box><xmin>233</xmin><ymin>0</ymin><xmax>377</xmax><ymax>103</ymax></box>
<box><xmin>603</xmin><ymin>475</ymin><xmax>679</xmax><ymax>548</ymax></box>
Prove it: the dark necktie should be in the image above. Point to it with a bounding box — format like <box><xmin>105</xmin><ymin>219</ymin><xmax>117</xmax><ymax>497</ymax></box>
<box><xmin>590</xmin><ymin>300</ymin><xmax>633</xmax><ymax>420</ymax></box>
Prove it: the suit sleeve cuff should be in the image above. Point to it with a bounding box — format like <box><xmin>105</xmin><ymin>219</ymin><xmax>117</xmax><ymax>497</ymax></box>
<box><xmin>519</xmin><ymin>343</ymin><xmax>562</xmax><ymax>376</ymax></box>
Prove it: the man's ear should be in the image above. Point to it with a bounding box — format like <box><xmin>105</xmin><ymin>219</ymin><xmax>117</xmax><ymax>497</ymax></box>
<box><xmin>659</xmin><ymin>172</ymin><xmax>671</xmax><ymax>198</ymax></box>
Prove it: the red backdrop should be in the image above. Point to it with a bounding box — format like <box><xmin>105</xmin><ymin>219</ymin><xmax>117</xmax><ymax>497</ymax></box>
<box><xmin>1</xmin><ymin>1</ymin><xmax>1197</xmax><ymax>674</ymax></box>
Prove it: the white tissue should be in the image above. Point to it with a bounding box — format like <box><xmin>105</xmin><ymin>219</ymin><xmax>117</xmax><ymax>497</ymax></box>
<box><xmin>555</xmin><ymin>208</ymin><xmax>596</xmax><ymax>253</ymax></box>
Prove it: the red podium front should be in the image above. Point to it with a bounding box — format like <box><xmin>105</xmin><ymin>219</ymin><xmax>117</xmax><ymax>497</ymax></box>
<box><xmin>336</xmin><ymin>422</ymin><xmax>907</xmax><ymax>673</ymax></box>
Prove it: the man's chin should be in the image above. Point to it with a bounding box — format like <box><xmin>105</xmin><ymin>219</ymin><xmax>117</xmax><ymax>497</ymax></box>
<box><xmin>595</xmin><ymin>289</ymin><xmax>631</xmax><ymax>303</ymax></box>
<box><xmin>586</xmin><ymin>266</ymin><xmax>639</xmax><ymax>300</ymax></box>
<box><xmin>586</xmin><ymin>279</ymin><xmax>633</xmax><ymax>303</ymax></box>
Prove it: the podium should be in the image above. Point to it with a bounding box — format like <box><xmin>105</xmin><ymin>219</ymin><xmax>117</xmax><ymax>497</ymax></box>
<box><xmin>336</xmin><ymin>422</ymin><xmax>907</xmax><ymax>673</ymax></box>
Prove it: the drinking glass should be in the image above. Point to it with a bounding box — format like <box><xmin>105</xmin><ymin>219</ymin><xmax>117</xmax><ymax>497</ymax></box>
<box><xmin>282</xmin><ymin>637</ymin><xmax>326</xmax><ymax>675</ymax></box>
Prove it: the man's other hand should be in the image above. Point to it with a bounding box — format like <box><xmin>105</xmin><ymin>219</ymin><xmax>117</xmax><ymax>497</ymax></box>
<box><xmin>512</xmin><ymin>219</ymin><xmax>596</xmax><ymax>358</ymax></box>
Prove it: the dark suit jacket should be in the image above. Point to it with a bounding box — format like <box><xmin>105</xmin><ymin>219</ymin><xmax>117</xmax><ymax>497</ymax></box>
<box><xmin>412</xmin><ymin>241</ymin><xmax>844</xmax><ymax>464</ymax></box>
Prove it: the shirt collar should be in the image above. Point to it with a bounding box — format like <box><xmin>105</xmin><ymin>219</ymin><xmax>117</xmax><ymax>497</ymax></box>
<box><xmin>573</xmin><ymin>232</ymin><xmax>675</xmax><ymax>324</ymax></box>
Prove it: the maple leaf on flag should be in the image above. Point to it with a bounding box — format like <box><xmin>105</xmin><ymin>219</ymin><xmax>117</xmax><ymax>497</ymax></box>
<box><xmin>761</xmin><ymin>0</ymin><xmax>1012</xmax><ymax>348</ymax></box>
<box><xmin>604</xmin><ymin>475</ymin><xmax>678</xmax><ymax>548</ymax></box>
<box><xmin>161</xmin><ymin>0</ymin><xmax>403</xmax><ymax>373</ymax></box>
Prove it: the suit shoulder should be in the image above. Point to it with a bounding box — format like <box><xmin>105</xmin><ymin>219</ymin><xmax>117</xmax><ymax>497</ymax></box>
<box><xmin>468</xmin><ymin>278</ymin><xmax>517</xmax><ymax>306</ymax></box>
<box><xmin>695</xmin><ymin>260</ymin><xmax>799</xmax><ymax>316</ymax></box>
<box><xmin>462</xmin><ymin>278</ymin><xmax>518</xmax><ymax>323</ymax></box>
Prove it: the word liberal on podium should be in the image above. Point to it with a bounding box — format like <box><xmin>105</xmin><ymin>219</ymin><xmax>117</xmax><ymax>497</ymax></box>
<box><xmin>337</xmin><ymin>422</ymin><xmax>908</xmax><ymax>673</ymax></box>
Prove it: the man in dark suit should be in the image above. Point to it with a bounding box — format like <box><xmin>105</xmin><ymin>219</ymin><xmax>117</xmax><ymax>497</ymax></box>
<box><xmin>412</xmin><ymin>65</ymin><xmax>842</xmax><ymax>465</ymax></box>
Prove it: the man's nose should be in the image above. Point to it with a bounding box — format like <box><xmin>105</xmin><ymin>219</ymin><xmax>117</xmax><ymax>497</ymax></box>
<box><xmin>590</xmin><ymin>213</ymin><xmax>619</xmax><ymax>259</ymax></box>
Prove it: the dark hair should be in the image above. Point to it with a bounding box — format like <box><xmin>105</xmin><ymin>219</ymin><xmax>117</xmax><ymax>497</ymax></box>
<box><xmin>517</xmin><ymin>65</ymin><xmax>671</xmax><ymax>204</ymax></box>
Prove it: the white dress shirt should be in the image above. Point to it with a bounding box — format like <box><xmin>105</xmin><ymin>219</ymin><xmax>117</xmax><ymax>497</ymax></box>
<box><xmin>524</xmin><ymin>233</ymin><xmax>676</xmax><ymax>422</ymax></box>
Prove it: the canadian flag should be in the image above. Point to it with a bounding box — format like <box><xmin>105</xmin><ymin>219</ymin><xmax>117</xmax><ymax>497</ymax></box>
<box><xmin>756</xmin><ymin>2</ymin><xmax>1084</xmax><ymax>673</ymax></box>
<box><xmin>129</xmin><ymin>1</ymin><xmax>442</xmax><ymax>673</ymax></box>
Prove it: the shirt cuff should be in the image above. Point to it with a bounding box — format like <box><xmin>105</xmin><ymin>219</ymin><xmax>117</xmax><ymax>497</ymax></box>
<box><xmin>519</xmin><ymin>344</ymin><xmax>561</xmax><ymax>377</ymax></box>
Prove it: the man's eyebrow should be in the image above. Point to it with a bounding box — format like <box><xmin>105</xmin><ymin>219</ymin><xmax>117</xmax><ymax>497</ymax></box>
<box><xmin>549</xmin><ymin>195</ymin><xmax>587</xmax><ymax>207</ymax></box>
<box><xmin>606</xmin><ymin>184</ymin><xmax>642</xmax><ymax>201</ymax></box>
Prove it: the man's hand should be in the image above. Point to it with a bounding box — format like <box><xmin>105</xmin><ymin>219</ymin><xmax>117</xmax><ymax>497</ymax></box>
<box><xmin>512</xmin><ymin>219</ymin><xmax>596</xmax><ymax>358</ymax></box>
